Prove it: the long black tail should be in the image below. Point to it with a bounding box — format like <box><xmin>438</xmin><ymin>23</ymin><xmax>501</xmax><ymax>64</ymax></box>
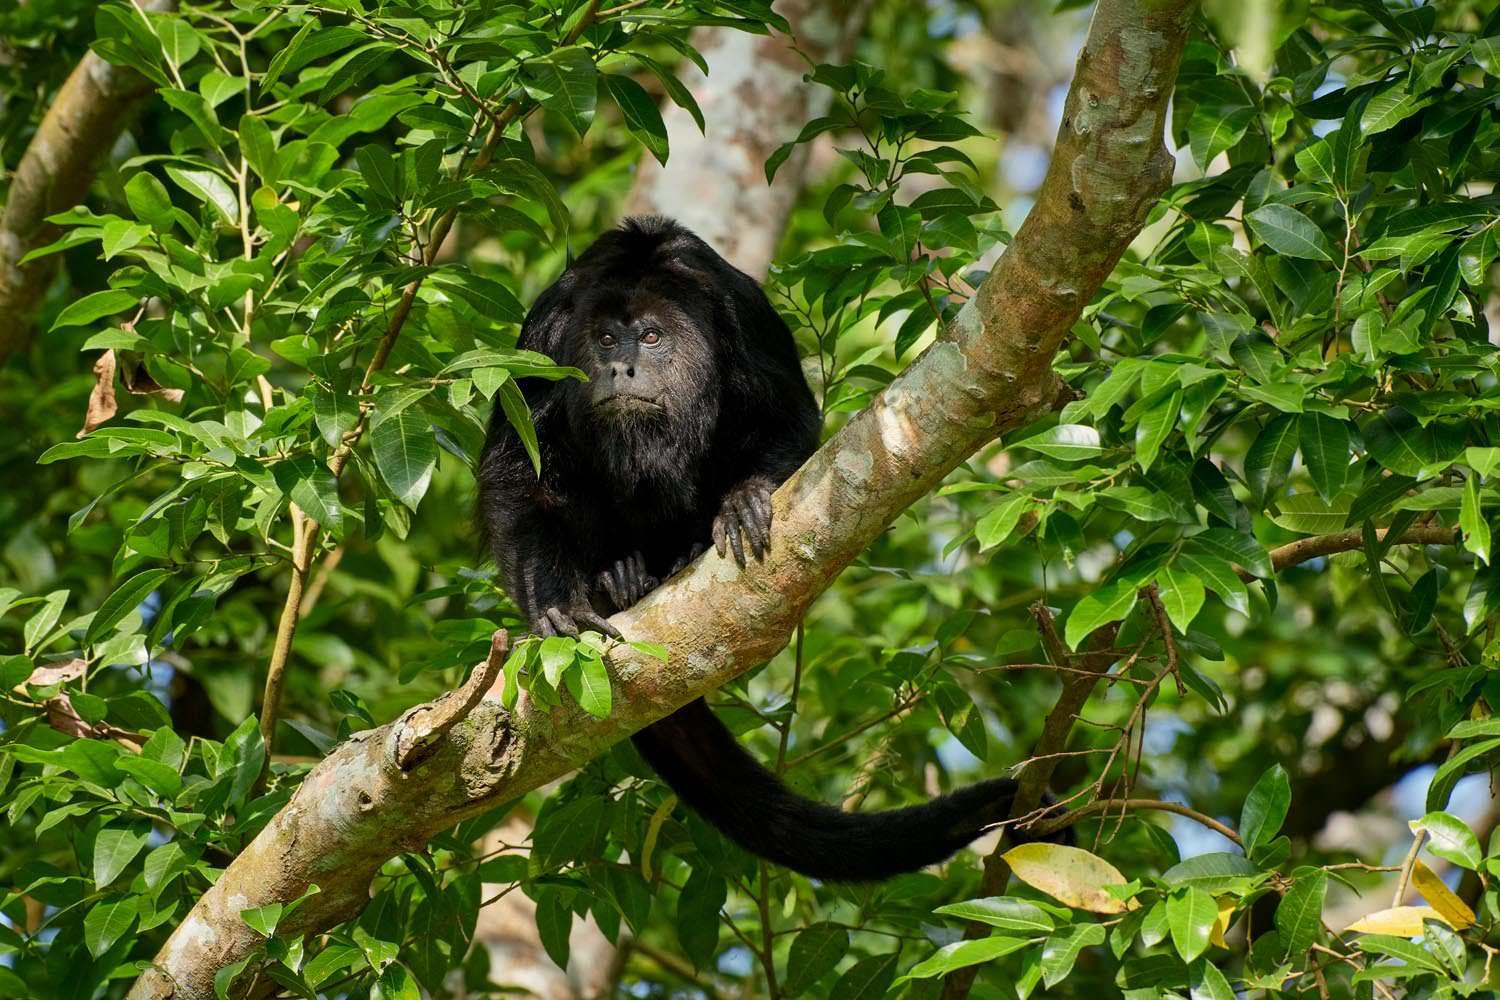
<box><xmin>631</xmin><ymin>698</ymin><xmax>1019</xmax><ymax>882</ymax></box>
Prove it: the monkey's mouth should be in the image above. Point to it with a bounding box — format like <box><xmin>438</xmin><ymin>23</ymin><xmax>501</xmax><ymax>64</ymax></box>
<box><xmin>594</xmin><ymin>395</ymin><xmax>666</xmax><ymax>414</ymax></box>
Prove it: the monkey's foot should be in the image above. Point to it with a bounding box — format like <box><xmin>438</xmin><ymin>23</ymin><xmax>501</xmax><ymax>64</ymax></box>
<box><xmin>598</xmin><ymin>552</ymin><xmax>658</xmax><ymax>612</ymax></box>
<box><xmin>534</xmin><ymin>600</ymin><xmax>622</xmax><ymax>640</ymax></box>
<box><xmin>713</xmin><ymin>476</ymin><xmax>774</xmax><ymax>567</ymax></box>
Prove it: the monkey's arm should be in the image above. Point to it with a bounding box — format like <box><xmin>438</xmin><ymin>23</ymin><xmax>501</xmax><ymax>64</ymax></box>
<box><xmin>478</xmin><ymin>444</ymin><xmax>623</xmax><ymax>639</ymax></box>
<box><xmin>711</xmin><ymin>383</ymin><xmax>820</xmax><ymax>567</ymax></box>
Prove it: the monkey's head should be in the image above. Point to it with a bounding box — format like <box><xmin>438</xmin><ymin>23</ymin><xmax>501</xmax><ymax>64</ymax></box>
<box><xmin>571</xmin><ymin>280</ymin><xmax>717</xmax><ymax>425</ymax></box>
<box><xmin>523</xmin><ymin>218</ymin><xmax>742</xmax><ymax>492</ymax></box>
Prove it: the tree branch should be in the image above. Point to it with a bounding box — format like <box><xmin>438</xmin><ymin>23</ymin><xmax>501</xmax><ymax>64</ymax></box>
<box><xmin>129</xmin><ymin>1</ymin><xmax>1194</xmax><ymax>994</ymax></box>
<box><xmin>1258</xmin><ymin>524</ymin><xmax>1459</xmax><ymax>578</ymax></box>
<box><xmin>1033</xmin><ymin>796</ymin><xmax>1243</xmax><ymax>847</ymax></box>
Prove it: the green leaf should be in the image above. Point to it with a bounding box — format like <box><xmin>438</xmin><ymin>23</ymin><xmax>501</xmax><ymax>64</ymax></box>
<box><xmin>1360</xmin><ymin>81</ymin><xmax>1431</xmax><ymax>135</ymax></box>
<box><xmin>1362</xmin><ymin>407</ymin><xmax>1462</xmax><ymax>477</ymax></box>
<box><xmin>1161</xmin><ymin>852</ymin><xmax>1265</xmax><ymax>893</ymax></box>
<box><xmin>24</xmin><ymin>589</ymin><xmax>69</xmax><ymax>652</ymax></box>
<box><xmin>94</xmin><ymin>824</ymin><xmax>149</xmax><ymax>888</ymax></box>
<box><xmin>1299</xmin><ymin>412</ymin><xmax>1350</xmax><ymax>503</ymax></box>
<box><xmin>934</xmin><ymin>897</ymin><xmax>1055</xmax><ymax>934</ymax></box>
<box><xmin>1245</xmin><ymin>204</ymin><xmax>1335</xmax><ymax>262</ymax></box>
<box><xmin>1189</xmin><ymin>957</ymin><xmax>1236</xmax><ymax>1000</ymax></box>
<box><xmin>975</xmin><ymin>493</ymin><xmax>1031</xmax><ymax>551</ymax></box>
<box><xmin>86</xmin><ymin>568</ymin><xmax>173</xmax><ymax>644</ymax></box>
<box><xmin>240</xmin><ymin>901</ymin><xmax>284</xmax><ymax>937</ymax></box>
<box><xmin>1168</xmin><ymin>887</ymin><xmax>1218</xmax><ymax>962</ymax></box>
<box><xmin>676</xmin><ymin>868</ymin><xmax>726</xmax><ymax>969</ymax></box>
<box><xmin>372</xmin><ymin>408</ymin><xmax>437</xmax><ymax>511</ymax></box>
<box><xmin>84</xmin><ymin>895</ymin><xmax>140</xmax><ymax>957</ymax></box>
<box><xmin>356</xmin><ymin>144</ymin><xmax>403</xmax><ymax>207</ymax></box>
<box><xmin>1011</xmin><ymin>424</ymin><xmax>1103</xmax><ymax>462</ymax></box>
<box><xmin>1461</xmin><ymin>475</ymin><xmax>1491</xmax><ymax>565</ymax></box>
<box><xmin>1240</xmin><ymin>764</ymin><xmax>1290</xmax><ymax>852</ymax></box>
<box><xmin>785</xmin><ymin>922</ymin><xmax>849</xmax><ymax>995</ymax></box>
<box><xmin>1245</xmin><ymin>415</ymin><xmax>1298</xmax><ymax>505</ymax></box>
<box><xmin>1270</xmin><ymin>494</ymin><xmax>1351</xmax><ymax>535</ymax></box>
<box><xmin>496</xmin><ymin>377</ymin><xmax>541</xmax><ymax>476</ymax></box>
<box><xmin>899</xmin><ymin>936</ymin><xmax>1032</xmax><ymax>982</ymax></box>
<box><xmin>632</xmin><ymin>52</ymin><xmax>704</xmax><ymax>133</ymax></box>
<box><xmin>1155</xmin><ymin>566</ymin><xmax>1206</xmax><ymax>632</ymax></box>
<box><xmin>281</xmin><ymin>457</ymin><xmax>342</xmax><ymax>531</ymax></box>
<box><xmin>431</xmin><ymin>270</ymin><xmax>526</xmax><ymax>326</ymax></box>
<box><xmin>313</xmin><ymin>388</ymin><xmax>359</xmax><ymax>447</ymax></box>
<box><xmin>829</xmin><ymin>953</ymin><xmax>899</xmax><ymax>1000</ymax></box>
<box><xmin>1134</xmin><ymin>389</ymin><xmax>1181</xmax><ymax>472</ymax></box>
<box><xmin>525</xmin><ymin>46</ymin><xmax>598</xmax><ymax>135</ymax></box>
<box><xmin>52</xmin><ymin>289</ymin><xmax>139</xmax><ymax>330</ymax></box>
<box><xmin>1041</xmin><ymin>923</ymin><xmax>1106</xmax><ymax>987</ymax></box>
<box><xmin>1183</xmin><ymin>528</ymin><xmax>1273</xmax><ymax>579</ymax></box>
<box><xmin>154</xmin><ymin>16</ymin><xmax>200</xmax><ymax>68</ymax></box>
<box><xmin>568</xmin><ymin>653</ymin><xmax>612</xmax><ymax>719</ymax></box>
<box><xmin>602</xmin><ymin>73</ymin><xmax>668</xmax><ymax>165</ymax></box>
<box><xmin>1411</xmin><ymin>812</ymin><xmax>1481</xmax><ymax>870</ymax></box>
<box><xmin>1189</xmin><ymin>103</ymin><xmax>1253</xmax><ymax>169</ymax></box>
<box><xmin>1065</xmin><ymin>579</ymin><xmax>1137</xmax><ymax>648</ymax></box>
<box><xmin>165</xmin><ymin>165</ymin><xmax>238</xmax><ymax>226</ymax></box>
<box><xmin>1274</xmin><ymin>868</ymin><xmax>1327</xmax><ymax>956</ymax></box>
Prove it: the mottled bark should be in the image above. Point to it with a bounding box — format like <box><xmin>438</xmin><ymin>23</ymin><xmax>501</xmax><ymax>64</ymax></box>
<box><xmin>624</xmin><ymin>0</ymin><xmax>869</xmax><ymax>278</ymax></box>
<box><xmin>128</xmin><ymin>2</ymin><xmax>1194</xmax><ymax>994</ymax></box>
<box><xmin>0</xmin><ymin>0</ymin><xmax>177</xmax><ymax>361</ymax></box>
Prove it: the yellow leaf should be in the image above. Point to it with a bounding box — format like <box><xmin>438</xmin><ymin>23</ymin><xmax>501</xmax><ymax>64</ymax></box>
<box><xmin>1412</xmin><ymin>859</ymin><xmax>1476</xmax><ymax>929</ymax></box>
<box><xmin>1345</xmin><ymin>906</ymin><xmax>1449</xmax><ymax>936</ymax></box>
<box><xmin>1002</xmin><ymin>842</ymin><xmax>1130</xmax><ymax>914</ymax></box>
<box><xmin>1209</xmin><ymin>895</ymin><xmax>1236</xmax><ymax>947</ymax></box>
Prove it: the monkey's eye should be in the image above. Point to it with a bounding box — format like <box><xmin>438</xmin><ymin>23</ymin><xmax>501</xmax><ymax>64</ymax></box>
<box><xmin>640</xmin><ymin>330</ymin><xmax>661</xmax><ymax>346</ymax></box>
<box><xmin>599</xmin><ymin>334</ymin><xmax>617</xmax><ymax>347</ymax></box>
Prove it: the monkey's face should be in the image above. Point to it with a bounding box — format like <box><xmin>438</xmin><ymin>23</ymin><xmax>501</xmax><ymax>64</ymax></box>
<box><xmin>571</xmin><ymin>289</ymin><xmax>717</xmax><ymax>425</ymax></box>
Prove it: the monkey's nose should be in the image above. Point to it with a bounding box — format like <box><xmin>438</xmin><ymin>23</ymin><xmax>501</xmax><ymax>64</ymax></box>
<box><xmin>610</xmin><ymin>362</ymin><xmax>635</xmax><ymax>379</ymax></box>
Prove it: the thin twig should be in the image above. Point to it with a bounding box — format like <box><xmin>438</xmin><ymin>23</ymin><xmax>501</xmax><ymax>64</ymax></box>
<box><xmin>1391</xmin><ymin>827</ymin><xmax>1427</xmax><ymax>908</ymax></box>
<box><xmin>1032</xmin><ymin>797</ymin><xmax>1242</xmax><ymax>847</ymax></box>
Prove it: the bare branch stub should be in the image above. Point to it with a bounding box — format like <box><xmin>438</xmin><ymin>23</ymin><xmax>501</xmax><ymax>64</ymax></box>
<box><xmin>393</xmin><ymin>630</ymin><xmax>510</xmax><ymax>770</ymax></box>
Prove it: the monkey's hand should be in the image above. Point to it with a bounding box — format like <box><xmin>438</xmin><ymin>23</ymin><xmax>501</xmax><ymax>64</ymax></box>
<box><xmin>712</xmin><ymin>476</ymin><xmax>774</xmax><ymax>567</ymax></box>
<box><xmin>533</xmin><ymin>598</ymin><xmax>622</xmax><ymax>641</ymax></box>
<box><xmin>598</xmin><ymin>552</ymin><xmax>659</xmax><ymax>612</ymax></box>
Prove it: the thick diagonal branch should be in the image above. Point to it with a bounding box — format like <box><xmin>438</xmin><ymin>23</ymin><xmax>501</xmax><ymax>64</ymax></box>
<box><xmin>128</xmin><ymin>2</ymin><xmax>1194</xmax><ymax>995</ymax></box>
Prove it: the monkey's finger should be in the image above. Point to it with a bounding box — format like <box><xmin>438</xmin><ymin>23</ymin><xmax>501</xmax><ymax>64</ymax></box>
<box><xmin>600</xmin><ymin>571</ymin><xmax>622</xmax><ymax>611</ymax></box>
<box><xmin>628</xmin><ymin>555</ymin><xmax>646</xmax><ymax>602</ymax></box>
<box><xmin>726</xmin><ymin>512</ymin><xmax>747</xmax><ymax>567</ymax></box>
<box><xmin>744</xmin><ymin>491</ymin><xmax>772</xmax><ymax>557</ymax></box>
<box><xmin>535</xmin><ymin>618</ymin><xmax>556</xmax><ymax>639</ymax></box>
<box><xmin>546</xmin><ymin>606</ymin><xmax>579</xmax><ymax>637</ymax></box>
<box><xmin>735</xmin><ymin>494</ymin><xmax>765</xmax><ymax>560</ymax></box>
<box><xmin>717</xmin><ymin>512</ymin><xmax>735</xmax><ymax>560</ymax></box>
<box><xmin>577</xmin><ymin>610</ymin><xmax>623</xmax><ymax>640</ymax></box>
<box><xmin>613</xmin><ymin>560</ymin><xmax>631</xmax><ymax>604</ymax></box>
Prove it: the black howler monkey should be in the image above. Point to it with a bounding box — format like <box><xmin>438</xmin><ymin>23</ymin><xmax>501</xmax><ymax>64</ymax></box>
<box><xmin>478</xmin><ymin>217</ymin><xmax>1023</xmax><ymax>881</ymax></box>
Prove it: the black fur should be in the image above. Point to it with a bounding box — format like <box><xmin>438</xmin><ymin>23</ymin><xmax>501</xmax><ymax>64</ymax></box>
<box><xmin>478</xmin><ymin>217</ymin><xmax>1021</xmax><ymax>880</ymax></box>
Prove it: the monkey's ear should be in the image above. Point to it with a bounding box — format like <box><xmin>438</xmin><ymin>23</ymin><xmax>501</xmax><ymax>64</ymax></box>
<box><xmin>716</xmin><ymin>264</ymin><xmax>804</xmax><ymax>391</ymax></box>
<box><xmin>518</xmin><ymin>269</ymin><xmax>576</xmax><ymax>361</ymax></box>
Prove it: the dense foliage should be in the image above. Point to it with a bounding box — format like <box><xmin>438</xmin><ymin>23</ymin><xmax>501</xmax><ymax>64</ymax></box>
<box><xmin>2</xmin><ymin>0</ymin><xmax>1500</xmax><ymax>997</ymax></box>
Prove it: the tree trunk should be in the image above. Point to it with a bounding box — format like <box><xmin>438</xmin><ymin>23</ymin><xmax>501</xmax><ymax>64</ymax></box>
<box><xmin>624</xmin><ymin>0</ymin><xmax>870</xmax><ymax>279</ymax></box>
